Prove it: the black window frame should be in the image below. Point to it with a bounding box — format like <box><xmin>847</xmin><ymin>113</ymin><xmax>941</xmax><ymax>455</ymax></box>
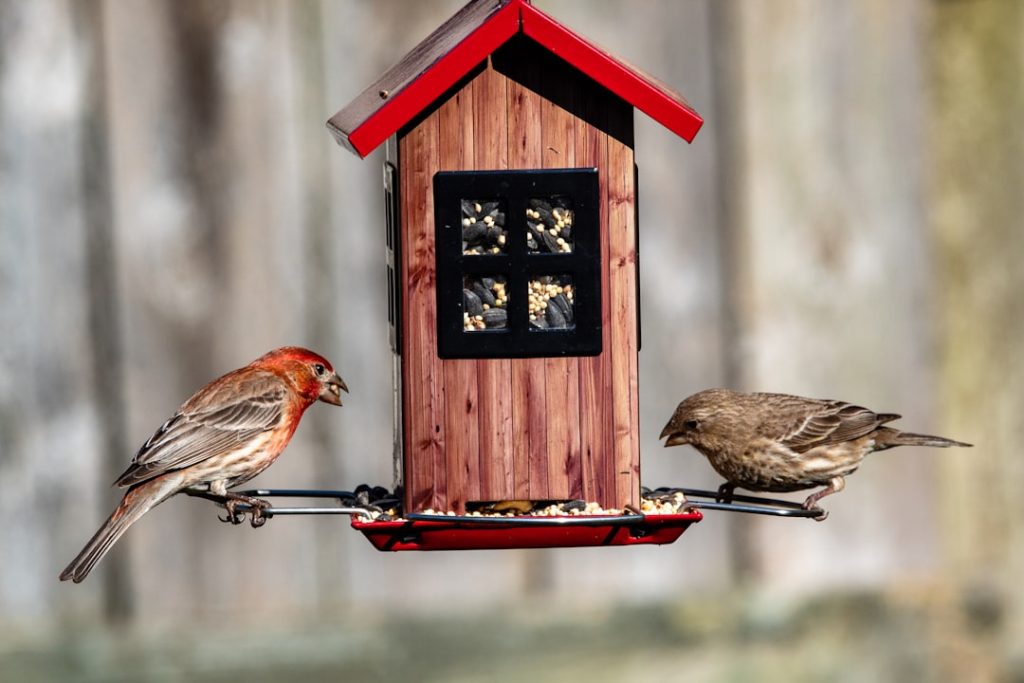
<box><xmin>434</xmin><ymin>168</ymin><xmax>602</xmax><ymax>359</ymax></box>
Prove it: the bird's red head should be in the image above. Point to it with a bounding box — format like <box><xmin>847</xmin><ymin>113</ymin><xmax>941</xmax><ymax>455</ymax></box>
<box><xmin>253</xmin><ymin>347</ymin><xmax>349</xmax><ymax>406</ymax></box>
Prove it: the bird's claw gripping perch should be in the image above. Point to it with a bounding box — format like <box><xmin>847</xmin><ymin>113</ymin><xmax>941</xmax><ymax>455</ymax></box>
<box><xmin>218</xmin><ymin>495</ymin><xmax>271</xmax><ymax>527</ymax></box>
<box><xmin>801</xmin><ymin>498</ymin><xmax>829</xmax><ymax>522</ymax></box>
<box><xmin>715</xmin><ymin>482</ymin><xmax>736</xmax><ymax>504</ymax></box>
<box><xmin>218</xmin><ymin>501</ymin><xmax>244</xmax><ymax>525</ymax></box>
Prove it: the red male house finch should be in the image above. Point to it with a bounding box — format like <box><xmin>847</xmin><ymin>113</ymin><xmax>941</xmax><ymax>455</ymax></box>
<box><xmin>660</xmin><ymin>389</ymin><xmax>970</xmax><ymax>514</ymax></box>
<box><xmin>59</xmin><ymin>346</ymin><xmax>347</xmax><ymax>583</ymax></box>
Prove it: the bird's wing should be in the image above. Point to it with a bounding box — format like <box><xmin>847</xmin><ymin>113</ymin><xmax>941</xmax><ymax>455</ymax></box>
<box><xmin>770</xmin><ymin>398</ymin><xmax>896</xmax><ymax>453</ymax></box>
<box><xmin>114</xmin><ymin>370</ymin><xmax>287</xmax><ymax>487</ymax></box>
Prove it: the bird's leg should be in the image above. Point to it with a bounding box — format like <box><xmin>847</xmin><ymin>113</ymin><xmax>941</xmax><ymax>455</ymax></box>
<box><xmin>221</xmin><ymin>492</ymin><xmax>272</xmax><ymax>528</ymax></box>
<box><xmin>187</xmin><ymin>486</ymin><xmax>270</xmax><ymax>526</ymax></box>
<box><xmin>716</xmin><ymin>482</ymin><xmax>736</xmax><ymax>504</ymax></box>
<box><xmin>183</xmin><ymin>488</ymin><xmax>242</xmax><ymax>523</ymax></box>
<box><xmin>185</xmin><ymin>489</ymin><xmax>228</xmax><ymax>505</ymax></box>
<box><xmin>801</xmin><ymin>476</ymin><xmax>845</xmax><ymax>521</ymax></box>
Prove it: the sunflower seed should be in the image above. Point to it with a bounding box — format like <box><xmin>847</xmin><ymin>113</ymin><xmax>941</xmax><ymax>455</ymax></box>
<box><xmin>550</xmin><ymin>293</ymin><xmax>573</xmax><ymax>323</ymax></box>
<box><xmin>486</xmin><ymin>225</ymin><xmax>504</xmax><ymax>244</ymax></box>
<box><xmin>540</xmin><ymin>230</ymin><xmax>561</xmax><ymax>253</ymax></box>
<box><xmin>545</xmin><ymin>302</ymin><xmax>567</xmax><ymax>328</ymax></box>
<box><xmin>462</xmin><ymin>222</ymin><xmax>486</xmax><ymax>246</ymax></box>
<box><xmin>463</xmin><ymin>289</ymin><xmax>483</xmax><ymax>317</ymax></box>
<box><xmin>472</xmin><ymin>281</ymin><xmax>496</xmax><ymax>307</ymax></box>
<box><xmin>482</xmin><ymin>308</ymin><xmax>507</xmax><ymax>328</ymax></box>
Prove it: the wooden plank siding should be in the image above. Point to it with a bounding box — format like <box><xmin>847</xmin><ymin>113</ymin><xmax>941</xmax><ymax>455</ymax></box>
<box><xmin>401</xmin><ymin>53</ymin><xmax>639</xmax><ymax>513</ymax></box>
<box><xmin>606</xmin><ymin>107</ymin><xmax>639</xmax><ymax>507</ymax></box>
<box><xmin>438</xmin><ymin>79</ymin><xmax>480</xmax><ymax>513</ymax></box>
<box><xmin>472</xmin><ymin>64</ymin><xmax>515</xmax><ymax>503</ymax></box>
<box><xmin>540</xmin><ymin>78</ymin><xmax>581</xmax><ymax>501</ymax></box>
<box><xmin>505</xmin><ymin>58</ymin><xmax>547</xmax><ymax>502</ymax></box>
<box><xmin>399</xmin><ymin>106</ymin><xmax>445</xmax><ymax>512</ymax></box>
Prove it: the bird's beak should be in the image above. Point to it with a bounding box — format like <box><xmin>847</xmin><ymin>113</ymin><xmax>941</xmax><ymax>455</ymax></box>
<box><xmin>319</xmin><ymin>373</ymin><xmax>349</xmax><ymax>406</ymax></box>
<box><xmin>660</xmin><ymin>422</ymin><xmax>688</xmax><ymax>447</ymax></box>
<box><xmin>662</xmin><ymin>432</ymin><xmax>689</xmax><ymax>447</ymax></box>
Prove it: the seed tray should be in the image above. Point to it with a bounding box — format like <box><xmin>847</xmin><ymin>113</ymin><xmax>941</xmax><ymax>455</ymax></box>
<box><xmin>350</xmin><ymin>510</ymin><xmax>703</xmax><ymax>552</ymax></box>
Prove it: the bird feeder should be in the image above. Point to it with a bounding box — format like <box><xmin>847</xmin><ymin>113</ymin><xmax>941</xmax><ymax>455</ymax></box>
<box><xmin>262</xmin><ymin>0</ymin><xmax>823</xmax><ymax>551</ymax></box>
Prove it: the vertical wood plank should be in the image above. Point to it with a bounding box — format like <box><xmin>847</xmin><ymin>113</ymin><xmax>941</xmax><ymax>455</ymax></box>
<box><xmin>439</xmin><ymin>81</ymin><xmax>478</xmax><ymax>514</ymax></box>
<box><xmin>607</xmin><ymin>105</ymin><xmax>639</xmax><ymax>510</ymax></box>
<box><xmin>540</xmin><ymin>85</ymin><xmax>580</xmax><ymax>501</ymax></box>
<box><xmin>473</xmin><ymin>64</ymin><xmax>514</xmax><ymax>502</ymax></box>
<box><xmin>507</xmin><ymin>64</ymin><xmax>547</xmax><ymax>500</ymax></box>
<box><xmin>401</xmin><ymin>110</ymin><xmax>445</xmax><ymax>512</ymax></box>
<box><xmin>574</xmin><ymin>92</ymin><xmax>611</xmax><ymax>507</ymax></box>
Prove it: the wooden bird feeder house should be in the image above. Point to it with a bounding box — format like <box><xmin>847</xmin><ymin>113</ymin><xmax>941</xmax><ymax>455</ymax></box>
<box><xmin>323</xmin><ymin>0</ymin><xmax>716</xmax><ymax>549</ymax></box>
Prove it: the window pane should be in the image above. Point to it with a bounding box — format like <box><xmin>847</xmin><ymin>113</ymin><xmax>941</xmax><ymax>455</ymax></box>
<box><xmin>463</xmin><ymin>275</ymin><xmax>509</xmax><ymax>331</ymax></box>
<box><xmin>462</xmin><ymin>199</ymin><xmax>507</xmax><ymax>255</ymax></box>
<box><xmin>528</xmin><ymin>275</ymin><xmax>575</xmax><ymax>330</ymax></box>
<box><xmin>526</xmin><ymin>197</ymin><xmax>574</xmax><ymax>253</ymax></box>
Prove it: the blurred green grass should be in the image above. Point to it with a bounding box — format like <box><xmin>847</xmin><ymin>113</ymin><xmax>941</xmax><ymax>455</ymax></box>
<box><xmin>3</xmin><ymin>587</ymin><xmax>1019</xmax><ymax>683</ymax></box>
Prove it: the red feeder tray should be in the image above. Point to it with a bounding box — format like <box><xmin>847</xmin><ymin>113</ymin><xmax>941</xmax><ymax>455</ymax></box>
<box><xmin>350</xmin><ymin>510</ymin><xmax>703</xmax><ymax>552</ymax></box>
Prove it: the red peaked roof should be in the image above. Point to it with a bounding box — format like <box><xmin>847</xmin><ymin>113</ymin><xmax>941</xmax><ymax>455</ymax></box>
<box><xmin>328</xmin><ymin>0</ymin><xmax>703</xmax><ymax>158</ymax></box>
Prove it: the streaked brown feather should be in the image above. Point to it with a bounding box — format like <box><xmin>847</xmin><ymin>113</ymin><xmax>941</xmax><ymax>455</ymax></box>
<box><xmin>114</xmin><ymin>369</ymin><xmax>286</xmax><ymax>487</ymax></box>
<box><xmin>752</xmin><ymin>394</ymin><xmax>896</xmax><ymax>454</ymax></box>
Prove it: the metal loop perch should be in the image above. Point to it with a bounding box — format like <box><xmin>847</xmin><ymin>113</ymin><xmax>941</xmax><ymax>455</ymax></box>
<box><xmin>646</xmin><ymin>487</ymin><xmax>826</xmax><ymax>519</ymax></box>
<box><xmin>221</xmin><ymin>489</ymin><xmax>383</xmax><ymax>521</ymax></box>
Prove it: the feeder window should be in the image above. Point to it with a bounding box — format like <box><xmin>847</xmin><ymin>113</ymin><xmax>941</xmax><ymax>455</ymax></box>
<box><xmin>435</xmin><ymin>169</ymin><xmax>601</xmax><ymax>359</ymax></box>
<box><xmin>461</xmin><ymin>199</ymin><xmax>508</xmax><ymax>255</ymax></box>
<box><xmin>527</xmin><ymin>197</ymin><xmax>574</xmax><ymax>253</ymax></box>
<box><xmin>463</xmin><ymin>274</ymin><xmax>509</xmax><ymax>331</ymax></box>
<box><xmin>528</xmin><ymin>275</ymin><xmax>575</xmax><ymax>330</ymax></box>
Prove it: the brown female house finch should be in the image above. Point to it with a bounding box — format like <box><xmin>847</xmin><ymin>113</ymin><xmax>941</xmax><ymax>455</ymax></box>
<box><xmin>660</xmin><ymin>389</ymin><xmax>970</xmax><ymax>514</ymax></box>
<box><xmin>59</xmin><ymin>346</ymin><xmax>347</xmax><ymax>583</ymax></box>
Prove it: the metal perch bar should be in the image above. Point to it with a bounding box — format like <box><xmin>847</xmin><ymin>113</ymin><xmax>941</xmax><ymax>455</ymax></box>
<box><xmin>650</xmin><ymin>487</ymin><xmax>826</xmax><ymax>519</ymax></box>
<box><xmin>199</xmin><ymin>487</ymin><xmax>822</xmax><ymax>521</ymax></box>
<box><xmin>222</xmin><ymin>489</ymin><xmax>383</xmax><ymax>520</ymax></box>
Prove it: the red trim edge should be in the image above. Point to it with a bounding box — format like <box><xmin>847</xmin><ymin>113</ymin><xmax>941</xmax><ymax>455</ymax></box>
<box><xmin>351</xmin><ymin>510</ymin><xmax>703</xmax><ymax>551</ymax></box>
<box><xmin>520</xmin><ymin>3</ymin><xmax>703</xmax><ymax>143</ymax></box>
<box><xmin>346</xmin><ymin>1</ymin><xmax>522</xmax><ymax>158</ymax></box>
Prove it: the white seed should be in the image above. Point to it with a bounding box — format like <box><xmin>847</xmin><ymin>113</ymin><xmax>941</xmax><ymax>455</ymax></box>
<box><xmin>474</xmin><ymin>202</ymin><xmax>482</xmax><ymax>213</ymax></box>
<box><xmin>462</xmin><ymin>218</ymin><xmax>471</xmax><ymax>227</ymax></box>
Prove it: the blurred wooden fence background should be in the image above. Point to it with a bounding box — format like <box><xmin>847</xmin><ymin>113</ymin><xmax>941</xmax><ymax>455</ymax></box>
<box><xmin>0</xmin><ymin>0</ymin><xmax>1020</xmax><ymax>647</ymax></box>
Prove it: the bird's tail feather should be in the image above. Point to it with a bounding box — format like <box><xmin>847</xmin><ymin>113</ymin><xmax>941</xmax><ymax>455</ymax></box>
<box><xmin>877</xmin><ymin>427</ymin><xmax>972</xmax><ymax>449</ymax></box>
<box><xmin>59</xmin><ymin>478</ymin><xmax>177</xmax><ymax>583</ymax></box>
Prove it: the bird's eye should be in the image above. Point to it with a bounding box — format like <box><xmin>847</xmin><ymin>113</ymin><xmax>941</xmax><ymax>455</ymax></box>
<box><xmin>313</xmin><ymin>363</ymin><xmax>326</xmax><ymax>376</ymax></box>
<box><xmin>684</xmin><ymin>419</ymin><xmax>699</xmax><ymax>431</ymax></box>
